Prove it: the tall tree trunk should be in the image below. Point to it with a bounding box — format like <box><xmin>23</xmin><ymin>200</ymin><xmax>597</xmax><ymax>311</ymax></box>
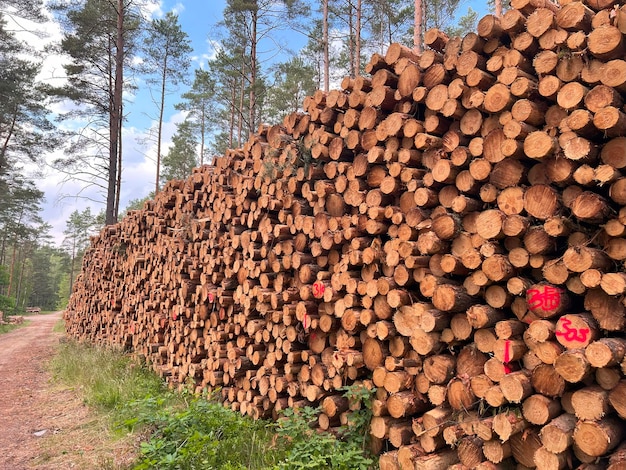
<box><xmin>414</xmin><ymin>0</ymin><xmax>423</xmax><ymax>54</ymax></box>
<box><xmin>228</xmin><ymin>83</ymin><xmax>235</xmax><ymax>149</ymax></box>
<box><xmin>0</xmin><ymin>105</ymin><xmax>17</xmax><ymax>169</ymax></box>
<box><xmin>106</xmin><ymin>0</ymin><xmax>124</xmax><ymax>226</ymax></box>
<box><xmin>15</xmin><ymin>246</ymin><xmax>27</xmax><ymax>310</ymax></box>
<box><xmin>7</xmin><ymin>242</ymin><xmax>17</xmax><ymax>298</ymax></box>
<box><xmin>116</xmin><ymin>102</ymin><xmax>122</xmax><ymax>216</ymax></box>
<box><xmin>0</xmin><ymin>237</ymin><xmax>6</xmax><ymax>267</ymax></box>
<box><xmin>323</xmin><ymin>0</ymin><xmax>329</xmax><ymax>92</ymax></box>
<box><xmin>495</xmin><ymin>0</ymin><xmax>503</xmax><ymax>18</ymax></box>
<box><xmin>249</xmin><ymin>6</ymin><xmax>258</xmax><ymax>136</ymax></box>
<box><xmin>348</xmin><ymin>1</ymin><xmax>355</xmax><ymax>78</ymax></box>
<box><xmin>200</xmin><ymin>108</ymin><xmax>206</xmax><ymax>166</ymax></box>
<box><xmin>356</xmin><ymin>0</ymin><xmax>361</xmax><ymax>76</ymax></box>
<box><xmin>69</xmin><ymin>237</ymin><xmax>77</xmax><ymax>297</ymax></box>
<box><xmin>156</xmin><ymin>56</ymin><xmax>168</xmax><ymax>194</ymax></box>
<box><xmin>239</xmin><ymin>60</ymin><xmax>245</xmax><ymax>147</ymax></box>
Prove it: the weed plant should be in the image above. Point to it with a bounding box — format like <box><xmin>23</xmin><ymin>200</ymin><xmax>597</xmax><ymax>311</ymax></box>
<box><xmin>121</xmin><ymin>394</ymin><xmax>283</xmax><ymax>469</ymax></box>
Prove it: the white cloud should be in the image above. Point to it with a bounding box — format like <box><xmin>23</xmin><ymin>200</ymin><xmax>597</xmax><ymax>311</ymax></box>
<box><xmin>171</xmin><ymin>2</ymin><xmax>186</xmax><ymax>15</ymax></box>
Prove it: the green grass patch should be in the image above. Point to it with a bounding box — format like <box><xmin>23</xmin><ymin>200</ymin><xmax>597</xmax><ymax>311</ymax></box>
<box><xmin>50</xmin><ymin>340</ymin><xmax>167</xmax><ymax>413</ymax></box>
<box><xmin>53</xmin><ymin>319</ymin><xmax>66</xmax><ymax>333</ymax></box>
<box><xmin>51</xmin><ymin>340</ymin><xmax>378</xmax><ymax>470</ymax></box>
<box><xmin>0</xmin><ymin>322</ymin><xmax>22</xmax><ymax>334</ymax></box>
<box><xmin>122</xmin><ymin>395</ymin><xmax>284</xmax><ymax>469</ymax></box>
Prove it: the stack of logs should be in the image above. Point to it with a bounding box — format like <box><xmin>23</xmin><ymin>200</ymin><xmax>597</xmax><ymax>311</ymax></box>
<box><xmin>66</xmin><ymin>0</ymin><xmax>626</xmax><ymax>468</ymax></box>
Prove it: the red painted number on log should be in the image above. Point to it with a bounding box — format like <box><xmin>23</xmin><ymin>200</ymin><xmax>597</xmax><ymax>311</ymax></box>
<box><xmin>556</xmin><ymin>317</ymin><xmax>590</xmax><ymax>343</ymax></box>
<box><xmin>312</xmin><ymin>281</ymin><xmax>325</xmax><ymax>299</ymax></box>
<box><xmin>503</xmin><ymin>340</ymin><xmax>512</xmax><ymax>374</ymax></box>
<box><xmin>503</xmin><ymin>340</ymin><xmax>511</xmax><ymax>363</ymax></box>
<box><xmin>208</xmin><ymin>292</ymin><xmax>214</xmax><ymax>302</ymax></box>
<box><xmin>527</xmin><ymin>286</ymin><xmax>561</xmax><ymax>312</ymax></box>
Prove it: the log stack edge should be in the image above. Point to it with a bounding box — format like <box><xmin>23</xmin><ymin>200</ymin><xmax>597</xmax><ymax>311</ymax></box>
<box><xmin>66</xmin><ymin>1</ymin><xmax>626</xmax><ymax>468</ymax></box>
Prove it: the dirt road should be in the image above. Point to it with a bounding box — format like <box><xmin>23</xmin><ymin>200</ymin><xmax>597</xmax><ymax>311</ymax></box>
<box><xmin>0</xmin><ymin>313</ymin><xmax>134</xmax><ymax>469</ymax></box>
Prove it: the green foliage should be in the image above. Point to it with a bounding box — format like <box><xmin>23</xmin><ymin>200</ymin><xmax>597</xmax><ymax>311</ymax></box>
<box><xmin>364</xmin><ymin>0</ymin><xmax>414</xmax><ymax>51</ymax></box>
<box><xmin>124</xmin><ymin>395</ymin><xmax>283</xmax><ymax>470</ymax></box>
<box><xmin>264</xmin><ymin>56</ymin><xmax>318</xmax><ymax>124</ymax></box>
<box><xmin>175</xmin><ymin>69</ymin><xmax>217</xmax><ymax>166</ymax></box>
<box><xmin>0</xmin><ymin>13</ymin><xmax>58</xmax><ymax>169</ymax></box>
<box><xmin>160</xmin><ymin>119</ymin><xmax>199</xmax><ymax>185</ymax></box>
<box><xmin>55</xmin><ymin>273</ymin><xmax>71</xmax><ymax>309</ymax></box>
<box><xmin>274</xmin><ymin>384</ymin><xmax>376</xmax><ymax>470</ymax></box>
<box><xmin>27</xmin><ymin>245</ymin><xmax>67</xmax><ymax>310</ymax></box>
<box><xmin>51</xmin><ymin>341</ymin><xmax>377</xmax><ymax>470</ymax></box>
<box><xmin>0</xmin><ymin>322</ymin><xmax>22</xmax><ymax>334</ymax></box>
<box><xmin>0</xmin><ymin>265</ymin><xmax>8</xmax><ymax>286</ymax></box>
<box><xmin>0</xmin><ymin>300</ymin><xmax>14</xmax><ymax>315</ymax></box>
<box><xmin>446</xmin><ymin>7</ymin><xmax>479</xmax><ymax>38</ymax></box>
<box><xmin>0</xmin><ymin>294</ymin><xmax>15</xmax><ymax>312</ymax></box>
<box><xmin>123</xmin><ymin>195</ymin><xmax>154</xmax><ymax>215</ymax></box>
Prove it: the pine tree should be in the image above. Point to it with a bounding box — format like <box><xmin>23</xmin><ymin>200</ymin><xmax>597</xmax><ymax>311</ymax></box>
<box><xmin>160</xmin><ymin>119</ymin><xmax>198</xmax><ymax>184</ymax></box>
<box><xmin>49</xmin><ymin>0</ymin><xmax>142</xmax><ymax>224</ymax></box>
<box><xmin>62</xmin><ymin>208</ymin><xmax>95</xmax><ymax>296</ymax></box>
<box><xmin>0</xmin><ymin>13</ymin><xmax>58</xmax><ymax>187</ymax></box>
<box><xmin>140</xmin><ymin>11</ymin><xmax>192</xmax><ymax>194</ymax></box>
<box><xmin>176</xmin><ymin>69</ymin><xmax>217</xmax><ymax>166</ymax></box>
<box><xmin>264</xmin><ymin>56</ymin><xmax>317</xmax><ymax>124</ymax></box>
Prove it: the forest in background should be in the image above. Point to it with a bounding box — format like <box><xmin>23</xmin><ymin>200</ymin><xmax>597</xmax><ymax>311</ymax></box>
<box><xmin>0</xmin><ymin>0</ymin><xmax>483</xmax><ymax>313</ymax></box>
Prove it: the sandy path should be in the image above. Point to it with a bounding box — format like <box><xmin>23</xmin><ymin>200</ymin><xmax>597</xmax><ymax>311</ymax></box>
<box><xmin>0</xmin><ymin>313</ymin><xmax>134</xmax><ymax>470</ymax></box>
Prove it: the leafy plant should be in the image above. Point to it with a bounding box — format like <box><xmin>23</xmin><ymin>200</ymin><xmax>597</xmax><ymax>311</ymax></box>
<box><xmin>123</xmin><ymin>395</ymin><xmax>283</xmax><ymax>470</ymax></box>
<box><xmin>274</xmin><ymin>384</ymin><xmax>377</xmax><ymax>470</ymax></box>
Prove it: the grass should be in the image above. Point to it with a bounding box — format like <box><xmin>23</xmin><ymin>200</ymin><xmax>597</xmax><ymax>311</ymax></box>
<box><xmin>0</xmin><ymin>322</ymin><xmax>22</xmax><ymax>334</ymax></box>
<box><xmin>49</xmin><ymin>340</ymin><xmax>378</xmax><ymax>470</ymax></box>
<box><xmin>50</xmin><ymin>340</ymin><xmax>166</xmax><ymax>413</ymax></box>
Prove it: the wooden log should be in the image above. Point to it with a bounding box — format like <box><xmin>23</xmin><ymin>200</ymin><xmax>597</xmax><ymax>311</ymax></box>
<box><xmin>573</xmin><ymin>417</ymin><xmax>625</xmax><ymax>457</ymax></box>
<box><xmin>523</xmin><ymin>393</ymin><xmax>562</xmax><ymax>425</ymax></box>
<box><xmin>540</xmin><ymin>413</ymin><xmax>577</xmax><ymax>454</ymax></box>
<box><xmin>588</xmin><ymin>25</ymin><xmax>625</xmax><ymax>61</ymax></box>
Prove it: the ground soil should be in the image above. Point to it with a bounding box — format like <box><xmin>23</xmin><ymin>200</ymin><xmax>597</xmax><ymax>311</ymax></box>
<box><xmin>0</xmin><ymin>312</ymin><xmax>136</xmax><ymax>470</ymax></box>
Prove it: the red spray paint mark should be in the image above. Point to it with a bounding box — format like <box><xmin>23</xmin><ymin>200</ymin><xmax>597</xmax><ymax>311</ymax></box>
<box><xmin>312</xmin><ymin>281</ymin><xmax>326</xmax><ymax>299</ymax></box>
<box><xmin>503</xmin><ymin>340</ymin><xmax>512</xmax><ymax>374</ymax></box>
<box><xmin>503</xmin><ymin>340</ymin><xmax>512</xmax><ymax>363</ymax></box>
<box><xmin>555</xmin><ymin>317</ymin><xmax>590</xmax><ymax>344</ymax></box>
<box><xmin>527</xmin><ymin>286</ymin><xmax>562</xmax><ymax>312</ymax></box>
<box><xmin>208</xmin><ymin>292</ymin><xmax>214</xmax><ymax>302</ymax></box>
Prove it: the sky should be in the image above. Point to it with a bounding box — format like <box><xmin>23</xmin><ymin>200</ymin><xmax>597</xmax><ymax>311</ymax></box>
<box><xmin>16</xmin><ymin>0</ymin><xmax>231</xmax><ymax>245</ymax></box>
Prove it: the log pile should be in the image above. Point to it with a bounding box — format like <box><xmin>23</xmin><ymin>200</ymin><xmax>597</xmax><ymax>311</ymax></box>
<box><xmin>66</xmin><ymin>1</ymin><xmax>626</xmax><ymax>468</ymax></box>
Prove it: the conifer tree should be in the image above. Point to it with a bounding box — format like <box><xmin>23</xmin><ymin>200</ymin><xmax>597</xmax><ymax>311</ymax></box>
<box><xmin>140</xmin><ymin>11</ymin><xmax>192</xmax><ymax>194</ymax></box>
